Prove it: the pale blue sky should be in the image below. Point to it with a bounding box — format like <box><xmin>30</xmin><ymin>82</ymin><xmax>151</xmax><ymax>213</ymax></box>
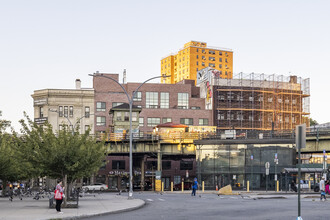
<box><xmin>1</xmin><ymin>0</ymin><xmax>329</xmax><ymax>130</ymax></box>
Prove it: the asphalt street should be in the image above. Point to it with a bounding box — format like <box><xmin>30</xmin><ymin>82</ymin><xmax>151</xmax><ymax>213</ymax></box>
<box><xmin>90</xmin><ymin>192</ymin><xmax>330</xmax><ymax>220</ymax></box>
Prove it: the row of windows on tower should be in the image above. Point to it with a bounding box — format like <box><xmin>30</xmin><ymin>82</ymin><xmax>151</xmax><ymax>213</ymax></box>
<box><xmin>96</xmin><ymin>92</ymin><xmax>190</xmax><ymax>110</ymax></box>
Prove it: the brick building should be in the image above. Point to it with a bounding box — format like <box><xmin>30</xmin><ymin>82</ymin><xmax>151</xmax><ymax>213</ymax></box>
<box><xmin>92</xmin><ymin>72</ymin><xmax>213</xmax><ymax>135</ymax></box>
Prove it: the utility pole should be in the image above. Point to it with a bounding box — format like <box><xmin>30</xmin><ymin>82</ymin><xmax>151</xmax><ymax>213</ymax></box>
<box><xmin>296</xmin><ymin>124</ymin><xmax>306</xmax><ymax>220</ymax></box>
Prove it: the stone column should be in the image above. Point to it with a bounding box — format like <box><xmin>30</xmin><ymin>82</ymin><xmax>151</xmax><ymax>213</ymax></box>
<box><xmin>141</xmin><ymin>156</ymin><xmax>145</xmax><ymax>191</ymax></box>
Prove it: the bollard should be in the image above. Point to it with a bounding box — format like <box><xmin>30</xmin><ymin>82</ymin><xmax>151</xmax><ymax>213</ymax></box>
<box><xmin>162</xmin><ymin>182</ymin><xmax>164</xmax><ymax>192</ymax></box>
<box><xmin>171</xmin><ymin>182</ymin><xmax>173</xmax><ymax>192</ymax></box>
<box><xmin>182</xmin><ymin>182</ymin><xmax>184</xmax><ymax>192</ymax></box>
<box><xmin>308</xmin><ymin>180</ymin><xmax>311</xmax><ymax>192</ymax></box>
<box><xmin>247</xmin><ymin>181</ymin><xmax>250</xmax><ymax>192</ymax></box>
<box><xmin>276</xmin><ymin>181</ymin><xmax>279</xmax><ymax>192</ymax></box>
<box><xmin>202</xmin><ymin>181</ymin><xmax>205</xmax><ymax>192</ymax></box>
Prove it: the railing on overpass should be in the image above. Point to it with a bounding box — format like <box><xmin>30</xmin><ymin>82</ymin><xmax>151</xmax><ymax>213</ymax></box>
<box><xmin>95</xmin><ymin>127</ymin><xmax>330</xmax><ymax>143</ymax></box>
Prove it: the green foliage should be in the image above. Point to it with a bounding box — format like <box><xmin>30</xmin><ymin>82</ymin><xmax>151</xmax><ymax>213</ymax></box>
<box><xmin>310</xmin><ymin>118</ymin><xmax>318</xmax><ymax>126</ymax></box>
<box><xmin>18</xmin><ymin>113</ymin><xmax>107</xmax><ymax>182</ymax></box>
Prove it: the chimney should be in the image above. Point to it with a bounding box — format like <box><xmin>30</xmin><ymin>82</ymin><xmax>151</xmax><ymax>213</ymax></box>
<box><xmin>123</xmin><ymin>69</ymin><xmax>127</xmax><ymax>84</ymax></box>
<box><xmin>75</xmin><ymin>79</ymin><xmax>81</xmax><ymax>89</ymax></box>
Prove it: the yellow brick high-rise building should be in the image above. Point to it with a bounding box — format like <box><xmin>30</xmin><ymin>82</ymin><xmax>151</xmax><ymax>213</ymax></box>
<box><xmin>161</xmin><ymin>41</ymin><xmax>233</xmax><ymax>84</ymax></box>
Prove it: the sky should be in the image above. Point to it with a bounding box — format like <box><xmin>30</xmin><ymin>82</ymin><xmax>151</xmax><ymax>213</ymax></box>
<box><xmin>1</xmin><ymin>0</ymin><xmax>329</xmax><ymax>131</ymax></box>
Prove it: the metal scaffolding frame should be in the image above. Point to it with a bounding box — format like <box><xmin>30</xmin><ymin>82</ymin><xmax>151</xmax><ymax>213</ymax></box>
<box><xmin>212</xmin><ymin>72</ymin><xmax>310</xmax><ymax>131</ymax></box>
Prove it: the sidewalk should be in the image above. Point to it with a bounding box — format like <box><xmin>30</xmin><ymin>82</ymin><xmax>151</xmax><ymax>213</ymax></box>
<box><xmin>0</xmin><ymin>193</ymin><xmax>145</xmax><ymax>220</ymax></box>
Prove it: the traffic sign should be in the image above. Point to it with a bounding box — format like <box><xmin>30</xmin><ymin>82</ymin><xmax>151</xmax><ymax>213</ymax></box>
<box><xmin>266</xmin><ymin>168</ymin><xmax>269</xmax><ymax>175</ymax></box>
<box><xmin>265</xmin><ymin>162</ymin><xmax>270</xmax><ymax>169</ymax></box>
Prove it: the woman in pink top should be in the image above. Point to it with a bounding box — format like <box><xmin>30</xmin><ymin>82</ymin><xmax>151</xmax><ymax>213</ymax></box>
<box><xmin>325</xmin><ymin>180</ymin><xmax>330</xmax><ymax>195</ymax></box>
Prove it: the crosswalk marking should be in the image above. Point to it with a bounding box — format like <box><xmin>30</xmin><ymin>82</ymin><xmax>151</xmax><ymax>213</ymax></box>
<box><xmin>146</xmin><ymin>199</ymin><xmax>153</xmax><ymax>202</ymax></box>
<box><xmin>158</xmin><ymin>198</ymin><xmax>165</xmax><ymax>201</ymax></box>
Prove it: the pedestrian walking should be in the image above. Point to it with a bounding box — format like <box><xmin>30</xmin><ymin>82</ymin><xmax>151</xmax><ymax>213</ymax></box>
<box><xmin>191</xmin><ymin>178</ymin><xmax>198</xmax><ymax>196</ymax></box>
<box><xmin>54</xmin><ymin>180</ymin><xmax>65</xmax><ymax>213</ymax></box>
<box><xmin>320</xmin><ymin>177</ymin><xmax>326</xmax><ymax>201</ymax></box>
<box><xmin>325</xmin><ymin>180</ymin><xmax>330</xmax><ymax>195</ymax></box>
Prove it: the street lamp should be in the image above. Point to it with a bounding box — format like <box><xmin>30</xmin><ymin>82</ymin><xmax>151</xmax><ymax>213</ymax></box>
<box><xmin>89</xmin><ymin>72</ymin><xmax>170</xmax><ymax>199</ymax></box>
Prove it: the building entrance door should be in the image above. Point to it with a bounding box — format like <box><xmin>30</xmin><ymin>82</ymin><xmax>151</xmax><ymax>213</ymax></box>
<box><xmin>161</xmin><ymin>177</ymin><xmax>170</xmax><ymax>190</ymax></box>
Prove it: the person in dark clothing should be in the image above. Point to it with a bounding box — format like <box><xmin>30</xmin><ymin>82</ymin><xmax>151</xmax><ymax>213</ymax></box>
<box><xmin>290</xmin><ymin>180</ymin><xmax>297</xmax><ymax>192</ymax></box>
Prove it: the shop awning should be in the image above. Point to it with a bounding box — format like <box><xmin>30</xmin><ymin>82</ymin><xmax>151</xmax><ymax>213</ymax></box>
<box><xmin>283</xmin><ymin>168</ymin><xmax>324</xmax><ymax>173</ymax></box>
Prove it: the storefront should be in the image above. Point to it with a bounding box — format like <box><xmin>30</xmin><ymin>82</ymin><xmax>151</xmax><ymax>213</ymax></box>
<box><xmin>195</xmin><ymin>139</ymin><xmax>296</xmax><ymax>190</ymax></box>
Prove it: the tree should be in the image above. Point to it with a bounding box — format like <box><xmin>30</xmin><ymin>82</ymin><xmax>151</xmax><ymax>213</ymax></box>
<box><xmin>310</xmin><ymin>118</ymin><xmax>318</xmax><ymax>126</ymax></box>
<box><xmin>19</xmin><ymin>113</ymin><xmax>107</xmax><ymax>202</ymax></box>
<box><xmin>0</xmin><ymin>111</ymin><xmax>29</xmax><ymax>196</ymax></box>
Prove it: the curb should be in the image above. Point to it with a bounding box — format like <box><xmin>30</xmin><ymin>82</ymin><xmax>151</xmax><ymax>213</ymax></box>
<box><xmin>56</xmin><ymin>200</ymin><xmax>146</xmax><ymax>220</ymax></box>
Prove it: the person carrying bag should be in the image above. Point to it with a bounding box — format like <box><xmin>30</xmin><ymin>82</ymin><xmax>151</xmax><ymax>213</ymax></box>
<box><xmin>54</xmin><ymin>180</ymin><xmax>65</xmax><ymax>214</ymax></box>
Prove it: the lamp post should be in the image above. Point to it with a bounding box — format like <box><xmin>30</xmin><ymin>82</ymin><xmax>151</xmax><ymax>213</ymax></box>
<box><xmin>89</xmin><ymin>72</ymin><xmax>169</xmax><ymax>199</ymax></box>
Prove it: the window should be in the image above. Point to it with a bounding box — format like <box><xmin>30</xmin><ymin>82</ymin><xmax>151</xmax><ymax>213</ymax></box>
<box><xmin>124</xmin><ymin>112</ymin><xmax>129</xmax><ymax>121</ymax></box>
<box><xmin>112</xmin><ymin>102</ymin><xmax>124</xmax><ymax>107</ymax></box>
<box><xmin>132</xmin><ymin>112</ymin><xmax>137</xmax><ymax>121</ymax></box>
<box><xmin>85</xmin><ymin>125</ymin><xmax>90</xmax><ymax>132</ymax></box>
<box><xmin>196</xmin><ymin>55</ymin><xmax>199</xmax><ymax>59</ymax></box>
<box><xmin>97</xmin><ymin>102</ymin><xmax>106</xmax><ymax>111</ymax></box>
<box><xmin>180</xmin><ymin>161</ymin><xmax>193</xmax><ymax>170</ymax></box>
<box><xmin>162</xmin><ymin>161</ymin><xmax>171</xmax><ymax>170</ymax></box>
<box><xmin>69</xmin><ymin>106</ymin><xmax>73</xmax><ymax>117</ymax></box>
<box><xmin>209</xmin><ymin>57</ymin><xmax>215</xmax><ymax>61</ymax></box>
<box><xmin>202</xmin><ymin>49</ymin><xmax>205</xmax><ymax>54</ymax></box>
<box><xmin>191</xmin><ymin>106</ymin><xmax>201</xmax><ymax>110</ymax></box>
<box><xmin>218</xmin><ymin>113</ymin><xmax>225</xmax><ymax>120</ymax></box>
<box><xmin>196</xmin><ymin>61</ymin><xmax>198</xmax><ymax>65</ymax></box>
<box><xmin>199</xmin><ymin>118</ymin><xmax>208</xmax><ymax>126</ymax></box>
<box><xmin>178</xmin><ymin>93</ymin><xmax>189</xmax><ymax>109</ymax></box>
<box><xmin>219</xmin><ymin>64</ymin><xmax>222</xmax><ymax>68</ymax></box>
<box><xmin>202</xmin><ymin>62</ymin><xmax>205</xmax><ymax>66</ymax></box>
<box><xmin>133</xmin><ymin>92</ymin><xmax>142</xmax><ymax>101</ymax></box>
<box><xmin>85</xmin><ymin>106</ymin><xmax>90</xmax><ymax>118</ymax></box>
<box><xmin>209</xmin><ymin>63</ymin><xmax>215</xmax><ymax>67</ymax></box>
<box><xmin>160</xmin><ymin>92</ymin><xmax>169</xmax><ymax>109</ymax></box>
<box><xmin>146</xmin><ymin>92</ymin><xmax>158</xmax><ymax>108</ymax></box>
<box><xmin>112</xmin><ymin>160</ymin><xmax>125</xmax><ymax>170</ymax></box>
<box><xmin>96</xmin><ymin>116</ymin><xmax>106</xmax><ymax>126</ymax></box>
<box><xmin>146</xmin><ymin>161</ymin><xmax>157</xmax><ymax>170</ymax></box>
<box><xmin>268</xmin><ymin>98</ymin><xmax>273</xmax><ymax>102</ymax></box>
<box><xmin>39</xmin><ymin>107</ymin><xmax>43</xmax><ymax>118</ymax></box>
<box><xmin>162</xmin><ymin>118</ymin><xmax>172</xmax><ymax>123</ymax></box>
<box><xmin>202</xmin><ymin>56</ymin><xmax>206</xmax><ymax>60</ymax></box>
<box><xmin>180</xmin><ymin>118</ymin><xmax>193</xmax><ymax>125</ymax></box>
<box><xmin>147</xmin><ymin>118</ymin><xmax>160</xmax><ymax>127</ymax></box>
<box><xmin>64</xmin><ymin>106</ymin><xmax>68</xmax><ymax>117</ymax></box>
<box><xmin>116</xmin><ymin>112</ymin><xmax>122</xmax><ymax>121</ymax></box>
<box><xmin>59</xmin><ymin>106</ymin><xmax>63</xmax><ymax>117</ymax></box>
<box><xmin>225</xmin><ymin>58</ymin><xmax>228</xmax><ymax>63</ymax></box>
<box><xmin>196</xmin><ymin>49</ymin><xmax>199</xmax><ymax>52</ymax></box>
<box><xmin>219</xmin><ymin>58</ymin><xmax>222</xmax><ymax>62</ymax></box>
<box><xmin>139</xmin><ymin>117</ymin><xmax>144</xmax><ymax>127</ymax></box>
<box><xmin>209</xmin><ymin>50</ymin><xmax>215</xmax><ymax>54</ymax></box>
<box><xmin>219</xmin><ymin>51</ymin><xmax>223</xmax><ymax>56</ymax></box>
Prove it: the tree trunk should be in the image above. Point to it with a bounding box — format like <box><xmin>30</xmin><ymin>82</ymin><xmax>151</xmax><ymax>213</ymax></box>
<box><xmin>2</xmin><ymin>180</ymin><xmax>7</xmax><ymax>197</ymax></box>
<box><xmin>63</xmin><ymin>175</ymin><xmax>67</xmax><ymax>206</ymax></box>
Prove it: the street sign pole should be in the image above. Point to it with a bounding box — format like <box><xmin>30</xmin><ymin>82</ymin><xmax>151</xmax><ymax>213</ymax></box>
<box><xmin>265</xmin><ymin>162</ymin><xmax>270</xmax><ymax>192</ymax></box>
<box><xmin>251</xmin><ymin>155</ymin><xmax>253</xmax><ymax>191</ymax></box>
<box><xmin>296</xmin><ymin>124</ymin><xmax>306</xmax><ymax>220</ymax></box>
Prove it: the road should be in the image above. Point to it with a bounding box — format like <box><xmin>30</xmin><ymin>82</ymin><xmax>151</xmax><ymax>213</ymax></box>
<box><xmin>90</xmin><ymin>192</ymin><xmax>329</xmax><ymax>220</ymax></box>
